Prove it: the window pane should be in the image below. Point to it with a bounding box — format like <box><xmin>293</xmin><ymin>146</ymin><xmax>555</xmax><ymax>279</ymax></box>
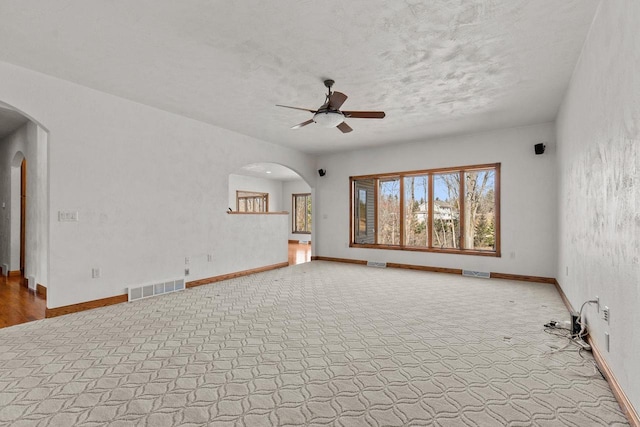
<box><xmin>378</xmin><ymin>178</ymin><xmax>400</xmax><ymax>245</ymax></box>
<box><xmin>293</xmin><ymin>194</ymin><xmax>312</xmax><ymax>233</ymax></box>
<box><xmin>404</xmin><ymin>175</ymin><xmax>428</xmax><ymax>246</ymax></box>
<box><xmin>305</xmin><ymin>195</ymin><xmax>312</xmax><ymax>232</ymax></box>
<box><xmin>354</xmin><ymin>179</ymin><xmax>375</xmax><ymax>244</ymax></box>
<box><xmin>432</xmin><ymin>173</ymin><xmax>460</xmax><ymax>249</ymax></box>
<box><xmin>236</xmin><ymin>191</ymin><xmax>268</xmax><ymax>213</ymax></box>
<box><xmin>296</xmin><ymin>196</ymin><xmax>304</xmax><ymax>230</ymax></box>
<box><xmin>464</xmin><ymin>170</ymin><xmax>496</xmax><ymax>250</ymax></box>
<box><xmin>358</xmin><ymin>189</ymin><xmax>366</xmax><ymax>234</ymax></box>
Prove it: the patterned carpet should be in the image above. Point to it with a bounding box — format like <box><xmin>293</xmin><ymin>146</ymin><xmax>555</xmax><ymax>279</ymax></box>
<box><xmin>0</xmin><ymin>261</ymin><xmax>628</xmax><ymax>426</ymax></box>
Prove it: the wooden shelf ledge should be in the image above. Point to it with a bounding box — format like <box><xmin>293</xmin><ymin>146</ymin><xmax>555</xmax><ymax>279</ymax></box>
<box><xmin>227</xmin><ymin>211</ymin><xmax>289</xmax><ymax>215</ymax></box>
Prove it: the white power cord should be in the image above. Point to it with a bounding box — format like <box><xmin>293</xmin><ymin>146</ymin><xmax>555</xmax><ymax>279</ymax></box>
<box><xmin>577</xmin><ymin>299</ymin><xmax>598</xmax><ymax>339</ymax></box>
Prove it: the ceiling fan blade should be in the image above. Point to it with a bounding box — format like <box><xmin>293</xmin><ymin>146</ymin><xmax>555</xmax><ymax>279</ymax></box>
<box><xmin>342</xmin><ymin>111</ymin><xmax>386</xmax><ymax>119</ymax></box>
<box><xmin>337</xmin><ymin>122</ymin><xmax>353</xmax><ymax>133</ymax></box>
<box><xmin>328</xmin><ymin>91</ymin><xmax>348</xmax><ymax>110</ymax></box>
<box><xmin>276</xmin><ymin>104</ymin><xmax>317</xmax><ymax>113</ymax></box>
<box><xmin>291</xmin><ymin>119</ymin><xmax>314</xmax><ymax>130</ymax></box>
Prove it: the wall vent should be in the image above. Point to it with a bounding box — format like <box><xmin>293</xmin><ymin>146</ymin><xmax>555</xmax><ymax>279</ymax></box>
<box><xmin>27</xmin><ymin>276</ymin><xmax>36</xmax><ymax>291</ymax></box>
<box><xmin>367</xmin><ymin>261</ymin><xmax>387</xmax><ymax>268</ymax></box>
<box><xmin>128</xmin><ymin>278</ymin><xmax>185</xmax><ymax>302</ymax></box>
<box><xmin>1</xmin><ymin>264</ymin><xmax>8</xmax><ymax>276</ymax></box>
<box><xmin>462</xmin><ymin>270</ymin><xmax>491</xmax><ymax>279</ymax></box>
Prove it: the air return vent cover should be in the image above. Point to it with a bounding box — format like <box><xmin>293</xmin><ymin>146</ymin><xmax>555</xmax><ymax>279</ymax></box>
<box><xmin>367</xmin><ymin>261</ymin><xmax>387</xmax><ymax>268</ymax></box>
<box><xmin>128</xmin><ymin>278</ymin><xmax>185</xmax><ymax>302</ymax></box>
<box><xmin>462</xmin><ymin>270</ymin><xmax>491</xmax><ymax>279</ymax></box>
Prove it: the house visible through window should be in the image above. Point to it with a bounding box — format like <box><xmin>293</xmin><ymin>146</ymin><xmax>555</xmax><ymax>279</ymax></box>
<box><xmin>237</xmin><ymin>191</ymin><xmax>269</xmax><ymax>212</ymax></box>
<box><xmin>292</xmin><ymin>193</ymin><xmax>312</xmax><ymax>233</ymax></box>
<box><xmin>350</xmin><ymin>163</ymin><xmax>500</xmax><ymax>256</ymax></box>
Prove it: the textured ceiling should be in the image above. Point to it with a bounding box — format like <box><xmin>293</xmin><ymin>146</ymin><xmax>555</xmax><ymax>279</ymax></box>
<box><xmin>0</xmin><ymin>1</ymin><xmax>599</xmax><ymax>154</ymax></box>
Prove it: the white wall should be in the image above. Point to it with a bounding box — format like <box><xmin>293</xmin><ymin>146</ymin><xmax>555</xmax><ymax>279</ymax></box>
<box><xmin>556</xmin><ymin>0</ymin><xmax>640</xmax><ymax>414</ymax></box>
<box><xmin>9</xmin><ymin>152</ymin><xmax>22</xmax><ymax>270</ymax></box>
<box><xmin>0</xmin><ymin>121</ymin><xmax>48</xmax><ymax>287</ymax></box>
<box><xmin>0</xmin><ymin>60</ymin><xmax>315</xmax><ymax>309</ymax></box>
<box><xmin>35</xmin><ymin>126</ymin><xmax>49</xmax><ymax>289</ymax></box>
<box><xmin>315</xmin><ymin>122</ymin><xmax>557</xmax><ymax>277</ymax></box>
<box><xmin>283</xmin><ymin>179</ymin><xmax>312</xmax><ymax>241</ymax></box>
<box><xmin>228</xmin><ymin>174</ymin><xmax>283</xmax><ymax>212</ymax></box>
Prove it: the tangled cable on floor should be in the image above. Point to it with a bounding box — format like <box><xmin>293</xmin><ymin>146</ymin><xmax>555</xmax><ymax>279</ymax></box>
<box><xmin>542</xmin><ymin>305</ymin><xmax>604</xmax><ymax>379</ymax></box>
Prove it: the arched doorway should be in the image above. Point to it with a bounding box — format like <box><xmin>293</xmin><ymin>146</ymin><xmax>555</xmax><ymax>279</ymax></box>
<box><xmin>0</xmin><ymin>103</ymin><xmax>49</xmax><ymax>327</ymax></box>
<box><xmin>230</xmin><ymin>162</ymin><xmax>313</xmax><ymax>265</ymax></box>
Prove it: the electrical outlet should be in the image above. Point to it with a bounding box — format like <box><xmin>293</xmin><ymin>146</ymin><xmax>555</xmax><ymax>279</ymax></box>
<box><xmin>603</xmin><ymin>306</ymin><xmax>610</xmax><ymax>323</ymax></box>
<box><xmin>91</xmin><ymin>268</ymin><xmax>101</xmax><ymax>279</ymax></box>
<box><xmin>185</xmin><ymin>257</ymin><xmax>190</xmax><ymax>265</ymax></box>
<box><xmin>207</xmin><ymin>254</ymin><xmax>213</xmax><ymax>262</ymax></box>
<box><xmin>58</xmin><ymin>211</ymin><xmax>79</xmax><ymax>222</ymax></box>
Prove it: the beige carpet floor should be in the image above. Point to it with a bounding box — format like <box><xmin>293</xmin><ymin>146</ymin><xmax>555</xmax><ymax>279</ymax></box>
<box><xmin>0</xmin><ymin>261</ymin><xmax>629</xmax><ymax>426</ymax></box>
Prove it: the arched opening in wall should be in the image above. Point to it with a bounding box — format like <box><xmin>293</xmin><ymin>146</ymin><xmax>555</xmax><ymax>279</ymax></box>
<box><xmin>0</xmin><ymin>102</ymin><xmax>48</xmax><ymax>328</ymax></box>
<box><xmin>229</xmin><ymin>163</ymin><xmax>312</xmax><ymax>265</ymax></box>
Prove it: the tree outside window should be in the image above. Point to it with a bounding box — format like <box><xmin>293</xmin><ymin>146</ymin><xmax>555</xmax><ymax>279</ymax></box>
<box><xmin>378</xmin><ymin>178</ymin><xmax>400</xmax><ymax>245</ymax></box>
<box><xmin>237</xmin><ymin>191</ymin><xmax>268</xmax><ymax>212</ymax></box>
<box><xmin>293</xmin><ymin>193</ymin><xmax>311</xmax><ymax>233</ymax></box>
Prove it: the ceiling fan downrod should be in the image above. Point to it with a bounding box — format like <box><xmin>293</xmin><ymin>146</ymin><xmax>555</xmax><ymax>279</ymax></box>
<box><xmin>324</xmin><ymin>79</ymin><xmax>335</xmax><ymax>103</ymax></box>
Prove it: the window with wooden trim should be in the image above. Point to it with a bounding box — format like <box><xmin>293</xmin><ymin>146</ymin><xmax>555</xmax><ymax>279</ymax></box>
<box><xmin>237</xmin><ymin>191</ymin><xmax>269</xmax><ymax>212</ymax></box>
<box><xmin>292</xmin><ymin>193</ymin><xmax>312</xmax><ymax>234</ymax></box>
<box><xmin>350</xmin><ymin>163</ymin><xmax>500</xmax><ymax>256</ymax></box>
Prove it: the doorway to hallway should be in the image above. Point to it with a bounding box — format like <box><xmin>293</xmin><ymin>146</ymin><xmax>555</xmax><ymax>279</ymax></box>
<box><xmin>288</xmin><ymin>241</ymin><xmax>311</xmax><ymax>266</ymax></box>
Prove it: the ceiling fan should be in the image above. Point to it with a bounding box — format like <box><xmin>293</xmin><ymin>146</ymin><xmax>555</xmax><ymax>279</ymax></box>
<box><xmin>276</xmin><ymin>79</ymin><xmax>385</xmax><ymax>133</ymax></box>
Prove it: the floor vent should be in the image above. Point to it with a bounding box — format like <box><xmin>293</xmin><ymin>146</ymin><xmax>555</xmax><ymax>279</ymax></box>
<box><xmin>128</xmin><ymin>278</ymin><xmax>185</xmax><ymax>302</ymax></box>
<box><xmin>462</xmin><ymin>270</ymin><xmax>491</xmax><ymax>279</ymax></box>
<box><xmin>367</xmin><ymin>261</ymin><xmax>387</xmax><ymax>268</ymax></box>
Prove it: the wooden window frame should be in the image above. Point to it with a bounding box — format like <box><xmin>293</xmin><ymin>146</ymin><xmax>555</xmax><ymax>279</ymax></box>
<box><xmin>236</xmin><ymin>190</ymin><xmax>269</xmax><ymax>213</ymax></box>
<box><xmin>292</xmin><ymin>193</ymin><xmax>312</xmax><ymax>234</ymax></box>
<box><xmin>349</xmin><ymin>163</ymin><xmax>501</xmax><ymax>257</ymax></box>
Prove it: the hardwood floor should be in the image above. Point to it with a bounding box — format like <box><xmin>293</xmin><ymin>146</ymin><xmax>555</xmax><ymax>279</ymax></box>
<box><xmin>0</xmin><ymin>244</ymin><xmax>308</xmax><ymax>329</ymax></box>
<box><xmin>288</xmin><ymin>242</ymin><xmax>311</xmax><ymax>266</ymax></box>
<box><xmin>0</xmin><ymin>275</ymin><xmax>46</xmax><ymax>329</ymax></box>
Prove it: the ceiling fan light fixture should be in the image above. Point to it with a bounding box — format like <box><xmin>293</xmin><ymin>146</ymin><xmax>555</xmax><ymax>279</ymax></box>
<box><xmin>313</xmin><ymin>111</ymin><xmax>344</xmax><ymax>128</ymax></box>
<box><xmin>277</xmin><ymin>80</ymin><xmax>385</xmax><ymax>133</ymax></box>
